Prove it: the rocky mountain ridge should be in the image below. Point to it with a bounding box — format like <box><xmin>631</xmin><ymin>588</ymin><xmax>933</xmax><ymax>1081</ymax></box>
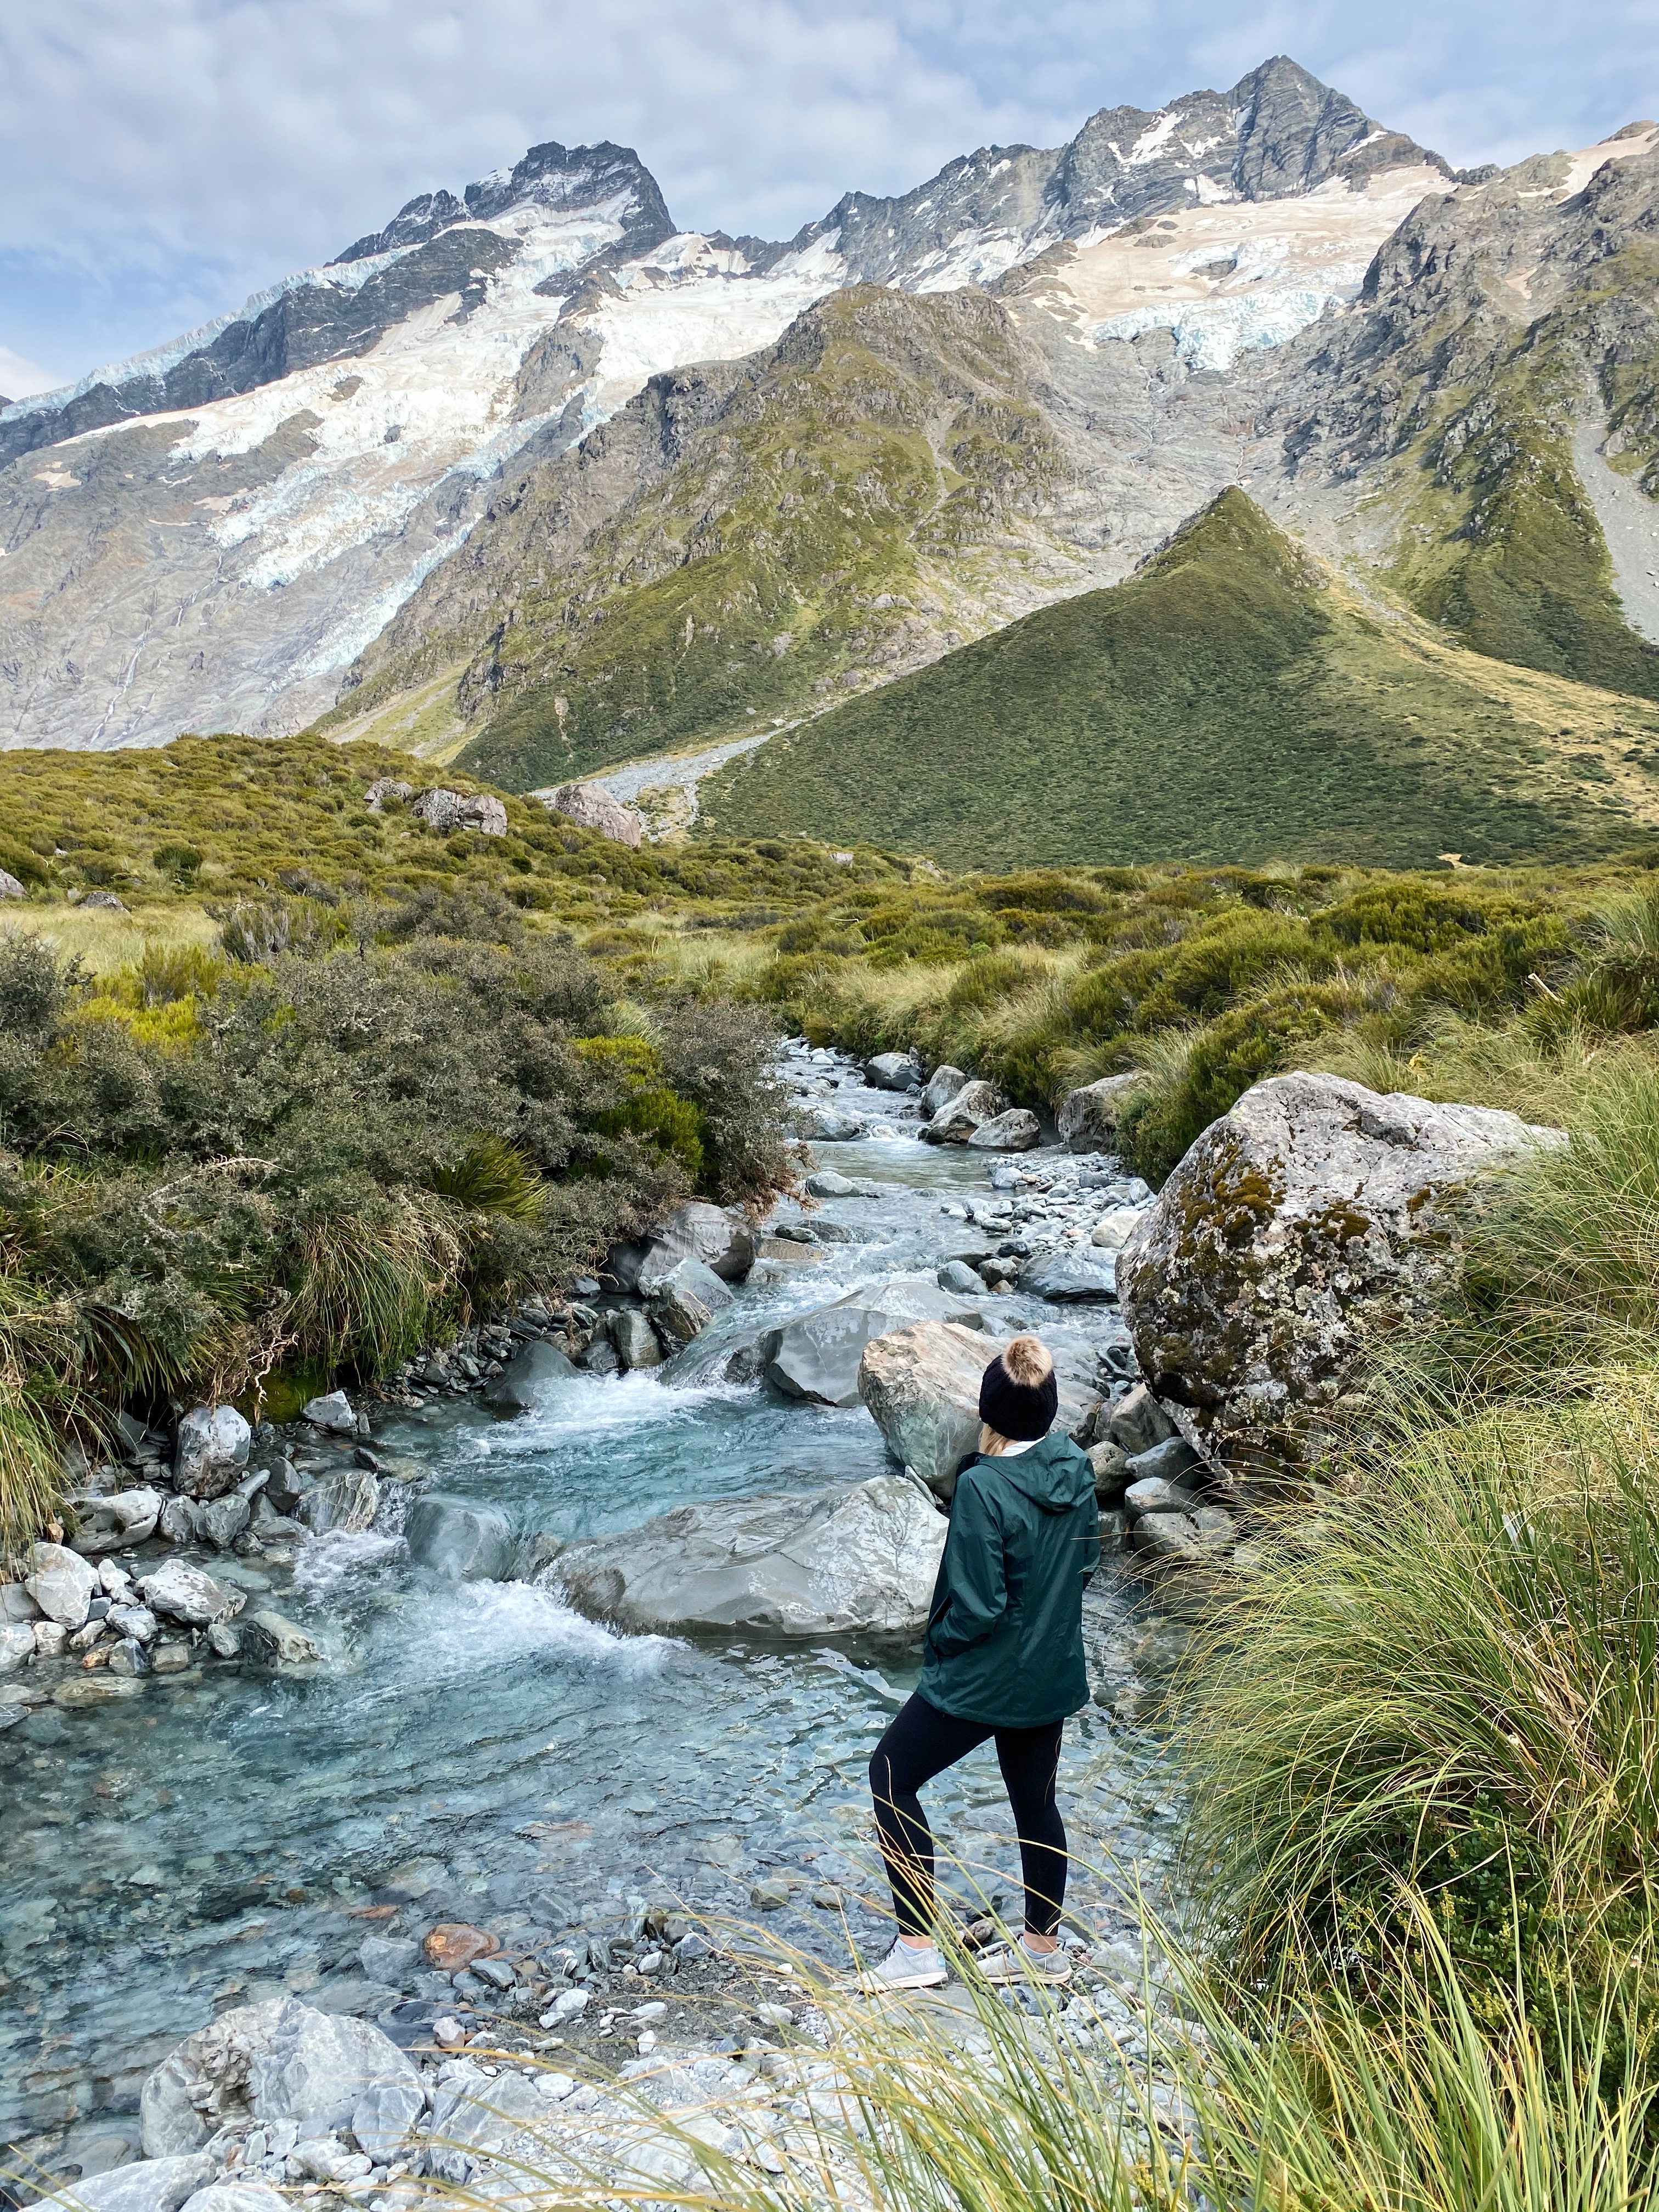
<box><xmin>3</xmin><ymin>57</ymin><xmax>1658</xmax><ymax>857</ymax></box>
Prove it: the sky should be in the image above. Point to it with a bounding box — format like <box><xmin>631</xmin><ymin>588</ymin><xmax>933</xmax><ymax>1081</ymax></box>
<box><xmin>2</xmin><ymin>0</ymin><xmax>1655</xmax><ymax>397</ymax></box>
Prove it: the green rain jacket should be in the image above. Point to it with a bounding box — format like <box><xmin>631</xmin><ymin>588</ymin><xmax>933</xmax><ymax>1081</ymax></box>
<box><xmin>917</xmin><ymin>1431</ymin><xmax>1100</xmax><ymax>1728</ymax></box>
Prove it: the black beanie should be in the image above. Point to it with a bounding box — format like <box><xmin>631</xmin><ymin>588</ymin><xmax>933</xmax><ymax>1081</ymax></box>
<box><xmin>978</xmin><ymin>1345</ymin><xmax>1058</xmax><ymax>1442</ymax></box>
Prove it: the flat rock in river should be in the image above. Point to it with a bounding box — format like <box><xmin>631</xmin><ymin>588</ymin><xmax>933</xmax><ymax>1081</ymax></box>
<box><xmin>548</xmin><ymin>1475</ymin><xmax>946</xmax><ymax>1637</ymax></box>
<box><xmin>1118</xmin><ymin>1071</ymin><xmax>1563</xmax><ymax>1465</ymax></box>
<box><xmin>1019</xmin><ymin>1248</ymin><xmax>1119</xmax><ymax>1301</ymax></box>
<box><xmin>759</xmin><ymin>1278</ymin><xmax>983</xmax><ymax>1407</ymax></box>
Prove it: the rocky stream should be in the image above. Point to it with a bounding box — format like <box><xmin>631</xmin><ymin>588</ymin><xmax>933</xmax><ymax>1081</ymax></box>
<box><xmin>2</xmin><ymin>1041</ymin><xmax>1209</xmax><ymax>2207</ymax></box>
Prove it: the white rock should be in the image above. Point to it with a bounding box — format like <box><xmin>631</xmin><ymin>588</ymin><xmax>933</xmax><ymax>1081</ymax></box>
<box><xmin>37</xmin><ymin>2154</ymin><xmax>217</xmax><ymax>2212</ymax></box>
<box><xmin>301</xmin><ymin>1390</ymin><xmax>356</xmax><ymax>1434</ymax></box>
<box><xmin>174</xmin><ymin>1407</ymin><xmax>251</xmax><ymax>1500</ymax></box>
<box><xmin>140</xmin><ymin>1998</ymin><xmax>421</xmax><ymax>2158</ymax></box>
<box><xmin>1090</xmin><ymin>1205</ymin><xmax>1146</xmax><ymax>1249</ymax></box>
<box><xmin>546</xmin><ymin>782</ymin><xmax>645</xmax><ymax>847</ymax></box>
<box><xmin>138</xmin><ymin>1560</ymin><xmax>235</xmax><ymax>1628</ymax></box>
<box><xmin>25</xmin><ymin>1541</ymin><xmax>98</xmax><ymax>1627</ymax></box>
<box><xmin>542</xmin><ymin>1989</ymin><xmax>590</xmax><ymax>2025</ymax></box>
<box><xmin>0</xmin><ymin>1622</ymin><xmax>36</xmax><ymax>1669</ymax></box>
<box><xmin>178</xmin><ymin>2190</ymin><xmax>290</xmax><ymax>2212</ymax></box>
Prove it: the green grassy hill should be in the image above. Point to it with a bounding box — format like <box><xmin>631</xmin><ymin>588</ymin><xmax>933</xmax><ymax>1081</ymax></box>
<box><xmin>698</xmin><ymin>490</ymin><xmax>1659</xmax><ymax>870</ymax></box>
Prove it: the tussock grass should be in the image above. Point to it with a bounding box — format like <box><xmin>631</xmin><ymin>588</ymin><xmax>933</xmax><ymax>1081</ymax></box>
<box><xmin>2</xmin><ymin>901</ymin><xmax>221</xmax><ymax>976</ymax></box>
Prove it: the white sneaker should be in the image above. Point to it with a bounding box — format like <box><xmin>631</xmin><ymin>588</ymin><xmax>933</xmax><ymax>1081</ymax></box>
<box><xmin>847</xmin><ymin>1938</ymin><xmax>948</xmax><ymax>1993</ymax></box>
<box><xmin>976</xmin><ymin>1938</ymin><xmax>1073</xmax><ymax>1985</ymax></box>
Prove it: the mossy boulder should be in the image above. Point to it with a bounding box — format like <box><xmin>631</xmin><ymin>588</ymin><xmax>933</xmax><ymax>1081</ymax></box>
<box><xmin>1117</xmin><ymin>1073</ymin><xmax>1563</xmax><ymax>1469</ymax></box>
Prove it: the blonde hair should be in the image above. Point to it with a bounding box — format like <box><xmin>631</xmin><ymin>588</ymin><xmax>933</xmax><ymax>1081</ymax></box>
<box><xmin>979</xmin><ymin>1335</ymin><xmax>1055</xmax><ymax>1455</ymax></box>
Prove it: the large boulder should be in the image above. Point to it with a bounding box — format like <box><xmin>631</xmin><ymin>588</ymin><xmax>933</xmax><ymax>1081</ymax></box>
<box><xmin>759</xmin><ymin>1279</ymin><xmax>983</xmax><ymax>1408</ymax></box>
<box><xmin>546</xmin><ymin>782</ymin><xmax>645</xmax><ymax>847</ymax></box>
<box><xmin>967</xmin><ymin>1108</ymin><xmax>1042</xmax><ymax>1153</ymax></box>
<box><xmin>607</xmin><ymin>1200</ymin><xmax>755</xmax><ymax>1290</ymax></box>
<box><xmin>648</xmin><ymin>1255</ymin><xmax>735</xmax><ymax>1345</ymax></box>
<box><xmin>799</xmin><ymin>1101</ymin><xmax>867</xmax><ymax>1141</ymax></box>
<box><xmin>920</xmin><ymin>1065</ymin><xmax>969</xmax><ymax>1119</ymax></box>
<box><xmin>140</xmin><ymin>1997</ymin><xmax>420</xmax><ymax>2159</ymax></box>
<box><xmin>482</xmin><ymin>1338</ymin><xmax>577</xmax><ymax>1412</ymax></box>
<box><xmin>549</xmin><ymin>1476</ymin><xmax>946</xmax><ymax>1637</ymax></box>
<box><xmin>1119</xmin><ymin>1073</ymin><xmax>1563</xmax><ymax>1465</ymax></box>
<box><xmin>1057</xmin><ymin>1074</ymin><xmax>1143</xmax><ymax>1153</ymax></box>
<box><xmin>301</xmin><ymin>1390</ymin><xmax>356</xmax><ymax>1435</ymax></box>
<box><xmin>857</xmin><ymin>1322</ymin><xmax>1097</xmax><ymax>1497</ymax></box>
<box><xmin>0</xmin><ymin>870</ymin><xmax>26</xmax><ymax>901</ymax></box>
<box><xmin>25</xmin><ymin>1541</ymin><xmax>99</xmax><ymax>1627</ymax></box>
<box><xmin>410</xmin><ymin>787</ymin><xmax>509</xmax><ymax>837</ymax></box>
<box><xmin>174</xmin><ymin>1405</ymin><xmax>251</xmax><ymax>1500</ymax></box>
<box><xmin>69</xmin><ymin>1486</ymin><xmax>163</xmax><ymax>1556</ymax></box>
<box><xmin>918</xmin><ymin>1079</ymin><xmax>1006</xmax><ymax>1146</ymax></box>
<box><xmin>404</xmin><ymin>1495</ymin><xmax>515</xmax><ymax>1581</ymax></box>
<box><xmin>865</xmin><ymin>1052</ymin><xmax>921</xmax><ymax>1092</ymax></box>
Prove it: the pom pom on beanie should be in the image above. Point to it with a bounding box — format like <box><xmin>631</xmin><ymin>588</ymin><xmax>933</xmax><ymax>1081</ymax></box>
<box><xmin>978</xmin><ymin>1335</ymin><xmax>1057</xmax><ymax>1443</ymax></box>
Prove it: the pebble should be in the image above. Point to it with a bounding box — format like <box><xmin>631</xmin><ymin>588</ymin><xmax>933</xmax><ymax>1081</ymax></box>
<box><xmin>422</xmin><ymin>1922</ymin><xmax>500</xmax><ymax>1971</ymax></box>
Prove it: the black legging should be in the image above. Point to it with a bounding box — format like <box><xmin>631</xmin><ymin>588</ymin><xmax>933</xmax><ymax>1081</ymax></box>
<box><xmin>868</xmin><ymin>1693</ymin><xmax>1067</xmax><ymax>1938</ymax></box>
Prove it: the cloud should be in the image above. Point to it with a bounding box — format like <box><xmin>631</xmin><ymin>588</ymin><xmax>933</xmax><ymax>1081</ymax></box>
<box><xmin>0</xmin><ymin>343</ymin><xmax>64</xmax><ymax>400</ymax></box>
<box><xmin>2</xmin><ymin>0</ymin><xmax>1655</xmax><ymax>382</ymax></box>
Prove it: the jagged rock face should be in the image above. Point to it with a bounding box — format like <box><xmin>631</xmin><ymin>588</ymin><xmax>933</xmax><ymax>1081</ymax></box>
<box><xmin>5</xmin><ymin>63</ymin><xmax>1657</xmax><ymax>767</ymax></box>
<box><xmin>1117</xmin><ymin>1072</ymin><xmax>1564</xmax><ymax>1468</ymax></box>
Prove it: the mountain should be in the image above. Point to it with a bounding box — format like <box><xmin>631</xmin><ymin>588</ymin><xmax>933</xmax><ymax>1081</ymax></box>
<box><xmin>692</xmin><ymin>489</ymin><xmax>1659</xmax><ymax>870</ymax></box>
<box><xmin>2</xmin><ymin>57</ymin><xmax>1449</xmax><ymax>757</ymax></box>
<box><xmin>4</xmin><ymin>56</ymin><xmax>1659</xmax><ymax>886</ymax></box>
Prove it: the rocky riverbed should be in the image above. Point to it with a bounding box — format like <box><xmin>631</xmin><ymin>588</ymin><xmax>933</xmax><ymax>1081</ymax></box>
<box><xmin>1</xmin><ymin>1042</ymin><xmax>1195</xmax><ymax>2201</ymax></box>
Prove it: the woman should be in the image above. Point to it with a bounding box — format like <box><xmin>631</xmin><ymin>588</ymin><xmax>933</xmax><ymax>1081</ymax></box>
<box><xmin>861</xmin><ymin>1334</ymin><xmax>1100</xmax><ymax>1991</ymax></box>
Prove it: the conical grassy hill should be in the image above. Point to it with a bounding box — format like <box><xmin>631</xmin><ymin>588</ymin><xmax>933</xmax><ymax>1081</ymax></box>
<box><xmin>699</xmin><ymin>489</ymin><xmax>1659</xmax><ymax>870</ymax></box>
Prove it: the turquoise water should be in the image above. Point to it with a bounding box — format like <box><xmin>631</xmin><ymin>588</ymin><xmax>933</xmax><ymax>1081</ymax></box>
<box><xmin>0</xmin><ymin>1083</ymin><xmax>1176</xmax><ymax>2160</ymax></box>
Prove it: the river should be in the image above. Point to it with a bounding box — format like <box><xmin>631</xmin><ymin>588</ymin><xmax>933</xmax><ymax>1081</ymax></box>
<box><xmin>0</xmin><ymin>1046</ymin><xmax>1182</xmax><ymax>2175</ymax></box>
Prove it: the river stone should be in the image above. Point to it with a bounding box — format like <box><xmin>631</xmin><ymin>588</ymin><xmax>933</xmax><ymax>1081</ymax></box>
<box><xmin>1108</xmin><ymin>1384</ymin><xmax>1178</xmax><ymax>1456</ymax></box>
<box><xmin>137</xmin><ymin>1560</ymin><xmax>235</xmax><ymax>1627</ymax></box>
<box><xmin>405</xmin><ymin>1494</ymin><xmax>515</xmax><ymax>1581</ymax></box>
<box><xmin>425</xmin><ymin>2066</ymin><xmax>550</xmax><ymax>2183</ymax></box>
<box><xmin>1118</xmin><ymin>1073</ymin><xmax>1564</xmax><ymax>1466</ymax></box>
<box><xmin>936</xmin><ymin>1260</ymin><xmax>984</xmax><ymax>1295</ymax></box>
<box><xmin>799</xmin><ymin>1102</ymin><xmax>867</xmax><ymax>1141</ymax></box>
<box><xmin>608</xmin><ymin>1200</ymin><xmax>757</xmax><ymax>1290</ymax></box>
<box><xmin>174</xmin><ymin>1406</ymin><xmax>251</xmax><ymax>1499</ymax></box>
<box><xmin>1018</xmin><ymin>1249</ymin><xmax>1118</xmax><ymax>1301</ymax></box>
<box><xmin>200</xmin><ymin>1493</ymin><xmax>251</xmax><ymax>1550</ymax></box>
<box><xmin>648</xmin><ymin>1255</ymin><xmax>734</xmax><ymax>1345</ymax></box>
<box><xmin>360</xmin><ymin>1934</ymin><xmax>421</xmax><ymax>1982</ymax></box>
<box><xmin>859</xmin><ymin>1321</ymin><xmax>1099</xmax><ymax>1497</ymax></box>
<box><xmin>866</xmin><ymin>1051</ymin><xmax>921</xmax><ymax>1091</ymax></box>
<box><xmin>482</xmin><ymin>1338</ymin><xmax>577</xmax><ymax>1412</ymax></box>
<box><xmin>0</xmin><ymin>1582</ymin><xmax>41</xmax><ymax>1622</ymax></box>
<box><xmin>921</xmin><ymin>1065</ymin><xmax>969</xmax><ymax>1119</ymax></box>
<box><xmin>551</xmin><ymin>1475</ymin><xmax>946</xmax><ymax>1637</ymax></box>
<box><xmin>759</xmin><ymin>1280</ymin><xmax>983</xmax><ymax>1408</ymax></box>
<box><xmin>0</xmin><ymin>1622</ymin><xmax>35</xmax><ymax>1669</ymax></box>
<box><xmin>25</xmin><ymin>1541</ymin><xmax>98</xmax><ymax>1627</ymax></box>
<box><xmin>243</xmin><ymin>1611</ymin><xmax>324</xmax><ymax>1666</ymax></box>
<box><xmin>351</xmin><ymin>2076</ymin><xmax>426</xmax><ymax>2163</ymax></box>
<box><xmin>301</xmin><ymin>1389</ymin><xmax>356</xmax><ymax>1434</ymax></box>
<box><xmin>918</xmin><ymin>1079</ymin><xmax>1006</xmax><ymax>1145</ymax></box>
<box><xmin>610</xmin><ymin>1306</ymin><xmax>663</xmax><ymax>1369</ymax></box>
<box><xmin>1086</xmin><ymin>1442</ymin><xmax>1131</xmax><ymax>1503</ymax></box>
<box><xmin>179</xmin><ymin>2188</ymin><xmax>290</xmax><ymax>2212</ymax></box>
<box><xmin>108</xmin><ymin>1603</ymin><xmax>158</xmax><ymax>1644</ymax></box>
<box><xmin>296</xmin><ymin>1466</ymin><xmax>379</xmax><ymax>1535</ymax></box>
<box><xmin>422</xmin><ymin>1921</ymin><xmax>500</xmax><ymax>1970</ymax></box>
<box><xmin>70</xmin><ymin>1485</ymin><xmax>163</xmax><ymax>1555</ymax></box>
<box><xmin>1090</xmin><ymin>1205</ymin><xmax>1148</xmax><ymax>1250</ymax></box>
<box><xmin>1125</xmin><ymin>1436</ymin><xmax>1202</xmax><ymax>1487</ymax></box>
<box><xmin>805</xmin><ymin>1170</ymin><xmax>883</xmax><ymax>1198</ymax></box>
<box><xmin>139</xmin><ymin>1996</ymin><xmax>420</xmax><ymax>2158</ymax></box>
<box><xmin>966</xmin><ymin>1108</ymin><xmax>1042</xmax><ymax>1152</ymax></box>
<box><xmin>1058</xmin><ymin>1074</ymin><xmax>1144</xmax><ymax>1154</ymax></box>
<box><xmin>37</xmin><ymin>2153</ymin><xmax>218</xmax><ymax>2212</ymax></box>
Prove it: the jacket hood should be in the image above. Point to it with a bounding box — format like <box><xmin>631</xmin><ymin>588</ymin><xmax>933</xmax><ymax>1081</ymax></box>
<box><xmin>981</xmin><ymin>1431</ymin><xmax>1093</xmax><ymax>1514</ymax></box>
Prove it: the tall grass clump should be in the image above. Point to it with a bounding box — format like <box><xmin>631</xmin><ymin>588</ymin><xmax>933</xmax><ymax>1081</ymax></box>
<box><xmin>1177</xmin><ymin>1386</ymin><xmax>1659</xmax><ymax>2025</ymax></box>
